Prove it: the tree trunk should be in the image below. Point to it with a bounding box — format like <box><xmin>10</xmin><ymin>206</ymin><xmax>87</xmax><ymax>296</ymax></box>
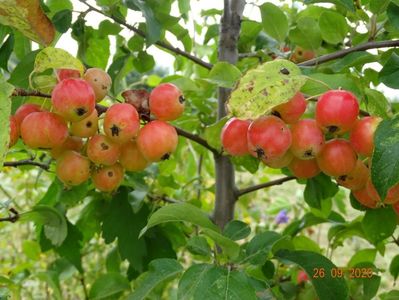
<box><xmin>213</xmin><ymin>0</ymin><xmax>245</xmax><ymax>229</ymax></box>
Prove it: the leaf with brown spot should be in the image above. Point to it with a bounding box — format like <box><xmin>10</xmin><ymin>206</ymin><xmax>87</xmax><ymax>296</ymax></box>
<box><xmin>0</xmin><ymin>0</ymin><xmax>55</xmax><ymax>46</ymax></box>
<box><xmin>227</xmin><ymin>59</ymin><xmax>307</xmax><ymax>119</ymax></box>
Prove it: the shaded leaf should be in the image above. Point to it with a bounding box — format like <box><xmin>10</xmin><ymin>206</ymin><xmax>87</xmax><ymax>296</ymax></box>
<box><xmin>206</xmin><ymin>62</ymin><xmax>242</xmax><ymax>88</ymax></box>
<box><xmin>223</xmin><ymin>220</ymin><xmax>251</xmax><ymax>241</ymax></box>
<box><xmin>362</xmin><ymin>207</ymin><xmax>396</xmax><ymax>245</ymax></box>
<box><xmin>379</xmin><ymin>52</ymin><xmax>399</xmax><ymax>89</ymax></box>
<box><xmin>89</xmin><ymin>273</ymin><xmax>130</xmax><ymax>300</ymax></box>
<box><xmin>0</xmin><ymin>77</ymin><xmax>13</xmax><ymax>167</ymax></box>
<box><xmin>186</xmin><ymin>236</ymin><xmax>211</xmax><ymax>256</ymax></box>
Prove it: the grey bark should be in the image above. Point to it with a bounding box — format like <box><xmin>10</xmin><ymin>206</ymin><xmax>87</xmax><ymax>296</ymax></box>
<box><xmin>213</xmin><ymin>0</ymin><xmax>245</xmax><ymax>229</ymax></box>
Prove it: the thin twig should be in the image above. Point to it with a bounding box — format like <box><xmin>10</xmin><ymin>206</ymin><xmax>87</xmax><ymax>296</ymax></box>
<box><xmin>299</xmin><ymin>39</ymin><xmax>399</xmax><ymax>67</ymax></box>
<box><xmin>174</xmin><ymin>127</ymin><xmax>221</xmax><ymax>157</ymax></box>
<box><xmin>77</xmin><ymin>0</ymin><xmax>213</xmax><ymax>70</ymax></box>
<box><xmin>12</xmin><ymin>88</ymin><xmax>51</xmax><ymax>98</ymax></box>
<box><xmin>236</xmin><ymin>176</ymin><xmax>296</xmax><ymax>198</ymax></box>
<box><xmin>0</xmin><ymin>208</ymin><xmax>19</xmax><ymax>223</ymax></box>
<box><xmin>3</xmin><ymin>159</ymin><xmax>51</xmax><ymax>171</ymax></box>
<box><xmin>147</xmin><ymin>194</ymin><xmax>179</xmax><ymax>204</ymax></box>
<box><xmin>80</xmin><ymin>276</ymin><xmax>89</xmax><ymax>300</ymax></box>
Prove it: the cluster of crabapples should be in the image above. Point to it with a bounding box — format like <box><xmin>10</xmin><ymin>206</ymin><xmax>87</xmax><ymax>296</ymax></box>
<box><xmin>221</xmin><ymin>89</ymin><xmax>394</xmax><ymax>209</ymax></box>
<box><xmin>8</xmin><ymin>68</ymin><xmax>184</xmax><ymax>192</ymax></box>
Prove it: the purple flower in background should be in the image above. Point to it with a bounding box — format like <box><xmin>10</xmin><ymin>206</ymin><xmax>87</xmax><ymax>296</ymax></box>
<box><xmin>275</xmin><ymin>209</ymin><xmax>289</xmax><ymax>225</ymax></box>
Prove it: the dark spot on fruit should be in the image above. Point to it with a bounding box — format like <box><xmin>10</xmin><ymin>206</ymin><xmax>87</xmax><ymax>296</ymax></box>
<box><xmin>338</xmin><ymin>175</ymin><xmax>347</xmax><ymax>182</ymax></box>
<box><xmin>100</xmin><ymin>142</ymin><xmax>109</xmax><ymax>150</ymax></box>
<box><xmin>271</xmin><ymin>110</ymin><xmax>281</xmax><ymax>118</ymax></box>
<box><xmin>280</xmin><ymin>68</ymin><xmax>290</xmax><ymax>75</ymax></box>
<box><xmin>94</xmin><ymin>78</ymin><xmax>98</xmax><ymax>82</ymax></box>
<box><xmin>75</xmin><ymin>107</ymin><xmax>87</xmax><ymax>116</ymax></box>
<box><xmin>255</xmin><ymin>148</ymin><xmax>265</xmax><ymax>159</ymax></box>
<box><xmin>304</xmin><ymin>149</ymin><xmax>313</xmax><ymax>157</ymax></box>
<box><xmin>327</xmin><ymin>125</ymin><xmax>339</xmax><ymax>133</ymax></box>
<box><xmin>86</xmin><ymin>121</ymin><xmax>92</xmax><ymax>128</ymax></box>
<box><xmin>110</xmin><ymin>125</ymin><xmax>120</xmax><ymax>136</ymax></box>
<box><xmin>179</xmin><ymin>95</ymin><xmax>185</xmax><ymax>104</ymax></box>
<box><xmin>161</xmin><ymin>153</ymin><xmax>170</xmax><ymax>160</ymax></box>
<box><xmin>102</xmin><ymin>84</ymin><xmax>107</xmax><ymax>90</ymax></box>
<box><xmin>298</xmin><ymin>50</ymin><xmax>303</xmax><ymax>55</ymax></box>
<box><xmin>107</xmin><ymin>171</ymin><xmax>114</xmax><ymax>177</ymax></box>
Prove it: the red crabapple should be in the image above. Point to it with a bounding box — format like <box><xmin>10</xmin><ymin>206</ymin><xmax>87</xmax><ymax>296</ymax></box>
<box><xmin>92</xmin><ymin>163</ymin><xmax>124</xmax><ymax>192</ymax></box>
<box><xmin>290</xmin><ymin>119</ymin><xmax>324</xmax><ymax>159</ymax></box>
<box><xmin>137</xmin><ymin>120</ymin><xmax>178</xmax><ymax>162</ymax></box>
<box><xmin>221</xmin><ymin>118</ymin><xmax>251</xmax><ymax>156</ymax></box>
<box><xmin>316</xmin><ymin>139</ymin><xmax>357</xmax><ymax>177</ymax></box>
<box><xmin>20</xmin><ymin>112</ymin><xmax>68</xmax><ymax>149</ymax></box>
<box><xmin>247</xmin><ymin>116</ymin><xmax>292</xmax><ymax>160</ymax></box>
<box><xmin>70</xmin><ymin>109</ymin><xmax>99</xmax><ymax>138</ymax></box>
<box><xmin>83</xmin><ymin>68</ymin><xmax>112</xmax><ymax>102</ymax></box>
<box><xmin>120</xmin><ymin>141</ymin><xmax>149</xmax><ymax>172</ymax></box>
<box><xmin>51</xmin><ymin>78</ymin><xmax>96</xmax><ymax>122</ymax></box>
<box><xmin>315</xmin><ymin>90</ymin><xmax>359</xmax><ymax>134</ymax></box>
<box><xmin>263</xmin><ymin>150</ymin><xmax>293</xmax><ymax>169</ymax></box>
<box><xmin>366</xmin><ymin>179</ymin><xmax>399</xmax><ymax>204</ymax></box>
<box><xmin>9</xmin><ymin>116</ymin><xmax>19</xmax><ymax>148</ymax></box>
<box><xmin>103</xmin><ymin>103</ymin><xmax>140</xmax><ymax>144</ymax></box>
<box><xmin>271</xmin><ymin>92</ymin><xmax>307</xmax><ymax>124</ymax></box>
<box><xmin>149</xmin><ymin>83</ymin><xmax>185</xmax><ymax>121</ymax></box>
<box><xmin>288</xmin><ymin>157</ymin><xmax>320</xmax><ymax>179</ymax></box>
<box><xmin>336</xmin><ymin>160</ymin><xmax>369</xmax><ymax>191</ymax></box>
<box><xmin>349</xmin><ymin>116</ymin><xmax>381</xmax><ymax>157</ymax></box>
<box><xmin>352</xmin><ymin>187</ymin><xmax>378</xmax><ymax>208</ymax></box>
<box><xmin>56</xmin><ymin>151</ymin><xmax>90</xmax><ymax>186</ymax></box>
<box><xmin>56</xmin><ymin>69</ymin><xmax>81</xmax><ymax>81</ymax></box>
<box><xmin>87</xmin><ymin>134</ymin><xmax>121</xmax><ymax>166</ymax></box>
<box><xmin>14</xmin><ymin>103</ymin><xmax>42</xmax><ymax>128</ymax></box>
<box><xmin>290</xmin><ymin>47</ymin><xmax>315</xmax><ymax>63</ymax></box>
<box><xmin>297</xmin><ymin>270</ymin><xmax>309</xmax><ymax>284</ymax></box>
<box><xmin>50</xmin><ymin>136</ymin><xmax>84</xmax><ymax>159</ymax></box>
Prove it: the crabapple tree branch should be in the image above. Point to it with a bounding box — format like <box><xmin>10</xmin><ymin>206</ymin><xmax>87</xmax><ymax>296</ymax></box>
<box><xmin>3</xmin><ymin>159</ymin><xmax>51</xmax><ymax>171</ymax></box>
<box><xmin>77</xmin><ymin>0</ymin><xmax>213</xmax><ymax>70</ymax></box>
<box><xmin>299</xmin><ymin>39</ymin><xmax>399</xmax><ymax>67</ymax></box>
<box><xmin>10</xmin><ymin>88</ymin><xmax>220</xmax><ymax>156</ymax></box>
<box><xmin>0</xmin><ymin>208</ymin><xmax>19</xmax><ymax>223</ymax></box>
<box><xmin>236</xmin><ymin>176</ymin><xmax>297</xmax><ymax>198</ymax></box>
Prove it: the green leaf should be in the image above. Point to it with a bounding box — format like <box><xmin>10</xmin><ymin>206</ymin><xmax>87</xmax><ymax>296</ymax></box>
<box><xmin>127</xmin><ymin>259</ymin><xmax>183</xmax><ymax>300</ymax></box>
<box><xmin>380</xmin><ymin>290</ymin><xmax>399</xmax><ymax>300</ymax></box>
<box><xmin>178</xmin><ymin>0</ymin><xmax>190</xmax><ymax>18</ymax></box>
<box><xmin>83</xmin><ymin>30</ymin><xmax>110</xmax><ymax>69</ymax></box>
<box><xmin>318</xmin><ymin>11</ymin><xmax>348</xmax><ymax>44</ymax></box>
<box><xmin>140</xmin><ymin>203</ymin><xmax>240</xmax><ymax>259</ymax></box>
<box><xmin>304</xmin><ymin>173</ymin><xmax>338</xmax><ymax>209</ymax></box>
<box><xmin>231</xmin><ymin>155</ymin><xmax>260</xmax><ymax>174</ymax></box>
<box><xmin>89</xmin><ymin>273</ymin><xmax>130</xmax><ymax>300</ymax></box>
<box><xmin>124</xmin><ymin>0</ymin><xmax>161</xmax><ymax>45</ymax></box>
<box><xmin>186</xmin><ymin>236</ymin><xmax>211</xmax><ymax>256</ymax></box>
<box><xmin>245</xmin><ymin>231</ymin><xmax>283</xmax><ymax>265</ymax></box>
<box><xmin>0</xmin><ymin>34</ymin><xmax>14</xmax><ymax>71</ymax></box>
<box><xmin>227</xmin><ymin>59</ymin><xmax>307</xmax><ymax>119</ymax></box>
<box><xmin>33</xmin><ymin>47</ymin><xmax>84</xmax><ymax>75</ymax></box>
<box><xmin>364</xmin><ymin>88</ymin><xmax>390</xmax><ymax>118</ymax></box>
<box><xmin>0</xmin><ymin>77</ymin><xmax>13</xmax><ymax>167</ymax></box>
<box><xmin>390</xmin><ymin>255</ymin><xmax>399</xmax><ymax>281</ymax></box>
<box><xmin>303</xmin><ymin>0</ymin><xmax>355</xmax><ymax>12</ymax></box>
<box><xmin>9</xmin><ymin>50</ymin><xmax>38</xmax><ymax>88</ymax></box>
<box><xmin>101</xmin><ymin>187</ymin><xmax>148</xmax><ymax>271</ymax></box>
<box><xmin>275</xmin><ymin>250</ymin><xmax>349</xmax><ymax>300</ymax></box>
<box><xmin>98</xmin><ymin>20</ymin><xmax>122</xmax><ymax>36</ymax></box>
<box><xmin>52</xmin><ymin>10</ymin><xmax>72</xmax><ymax>33</ymax></box>
<box><xmin>36</xmin><ymin>272</ymin><xmax>62</xmax><ymax>300</ymax></box>
<box><xmin>348</xmin><ymin>249</ymin><xmax>377</xmax><ymax>268</ymax></box>
<box><xmin>289</xmin><ymin>17</ymin><xmax>322</xmax><ymax>50</ymax></box>
<box><xmin>292</xmin><ymin>235</ymin><xmax>321</xmax><ymax>253</ymax></box>
<box><xmin>329</xmin><ymin>52</ymin><xmax>376</xmax><ymax>73</ymax></box>
<box><xmin>133</xmin><ymin>51</ymin><xmax>155</xmax><ymax>73</ymax></box>
<box><xmin>22</xmin><ymin>240</ymin><xmax>41</xmax><ymax>260</ymax></box>
<box><xmin>178</xmin><ymin>265</ymin><xmax>257</xmax><ymax>300</ymax></box>
<box><xmin>203</xmin><ymin>117</ymin><xmax>228</xmax><ymax>151</ymax></box>
<box><xmin>369</xmin><ymin>0</ymin><xmax>390</xmax><ymax>14</ymax></box>
<box><xmin>388</xmin><ymin>2</ymin><xmax>399</xmax><ymax>30</ymax></box>
<box><xmin>259</xmin><ymin>3</ymin><xmax>288</xmax><ymax>43</ymax></box>
<box><xmin>206</xmin><ymin>62</ymin><xmax>242</xmax><ymax>88</ymax></box>
<box><xmin>20</xmin><ymin>205</ymin><xmax>67</xmax><ymax>246</ymax></box>
<box><xmin>371</xmin><ymin>116</ymin><xmax>399</xmax><ymax>200</ymax></box>
<box><xmin>362</xmin><ymin>207</ymin><xmax>396</xmax><ymax>245</ymax></box>
<box><xmin>204</xmin><ymin>24</ymin><xmax>219</xmax><ymax>44</ymax></box>
<box><xmin>223</xmin><ymin>220</ymin><xmax>251</xmax><ymax>241</ymax></box>
<box><xmin>379</xmin><ymin>52</ymin><xmax>399</xmax><ymax>89</ymax></box>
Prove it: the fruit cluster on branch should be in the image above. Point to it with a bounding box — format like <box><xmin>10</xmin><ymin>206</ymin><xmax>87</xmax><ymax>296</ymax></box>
<box><xmin>7</xmin><ymin>69</ymin><xmax>186</xmax><ymax>192</ymax></box>
<box><xmin>222</xmin><ymin>90</ymin><xmax>392</xmax><ymax>208</ymax></box>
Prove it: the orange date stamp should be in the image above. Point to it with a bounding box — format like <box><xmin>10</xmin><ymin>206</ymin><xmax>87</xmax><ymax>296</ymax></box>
<box><xmin>312</xmin><ymin>267</ymin><xmax>373</xmax><ymax>279</ymax></box>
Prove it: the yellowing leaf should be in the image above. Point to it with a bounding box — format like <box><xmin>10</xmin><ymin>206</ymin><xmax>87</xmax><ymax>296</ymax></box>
<box><xmin>33</xmin><ymin>47</ymin><xmax>85</xmax><ymax>75</ymax></box>
<box><xmin>227</xmin><ymin>59</ymin><xmax>307</xmax><ymax>119</ymax></box>
<box><xmin>0</xmin><ymin>0</ymin><xmax>55</xmax><ymax>46</ymax></box>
